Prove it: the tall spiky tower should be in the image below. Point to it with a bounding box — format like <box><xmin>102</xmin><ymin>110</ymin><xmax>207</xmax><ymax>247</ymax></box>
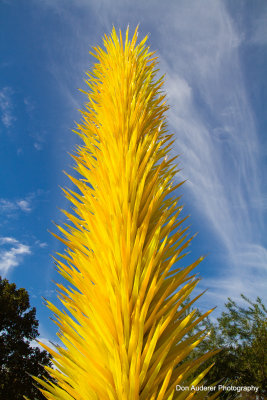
<box><xmin>34</xmin><ymin>27</ymin><xmax>216</xmax><ymax>400</ymax></box>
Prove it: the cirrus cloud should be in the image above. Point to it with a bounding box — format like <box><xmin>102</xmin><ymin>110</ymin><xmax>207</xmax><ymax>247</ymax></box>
<box><xmin>0</xmin><ymin>236</ymin><xmax>31</xmax><ymax>276</ymax></box>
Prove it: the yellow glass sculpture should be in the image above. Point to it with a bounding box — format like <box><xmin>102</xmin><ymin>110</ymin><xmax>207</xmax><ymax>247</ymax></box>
<box><xmin>33</xmin><ymin>27</ymin><xmax>217</xmax><ymax>400</ymax></box>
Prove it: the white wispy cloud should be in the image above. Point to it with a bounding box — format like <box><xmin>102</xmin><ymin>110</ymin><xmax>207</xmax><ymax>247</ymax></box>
<box><xmin>16</xmin><ymin>200</ymin><xmax>32</xmax><ymax>212</ymax></box>
<box><xmin>155</xmin><ymin>0</ymin><xmax>266</xmax><ymax>306</ymax></box>
<box><xmin>35</xmin><ymin>240</ymin><xmax>48</xmax><ymax>248</ymax></box>
<box><xmin>0</xmin><ymin>192</ymin><xmax>45</xmax><ymax>216</ymax></box>
<box><xmin>0</xmin><ymin>236</ymin><xmax>31</xmax><ymax>276</ymax></box>
<box><xmin>0</xmin><ymin>237</ymin><xmax>18</xmax><ymax>245</ymax></box>
<box><xmin>0</xmin><ymin>87</ymin><xmax>16</xmax><ymax>128</ymax></box>
<box><xmin>0</xmin><ymin>198</ymin><xmax>32</xmax><ymax>214</ymax></box>
<box><xmin>249</xmin><ymin>5</ymin><xmax>267</xmax><ymax>45</ymax></box>
<box><xmin>34</xmin><ymin>0</ymin><xmax>266</xmax><ymax>307</ymax></box>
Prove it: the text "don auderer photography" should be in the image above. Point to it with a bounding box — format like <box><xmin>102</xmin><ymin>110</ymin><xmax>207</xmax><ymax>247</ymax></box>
<box><xmin>176</xmin><ymin>385</ymin><xmax>259</xmax><ymax>393</ymax></box>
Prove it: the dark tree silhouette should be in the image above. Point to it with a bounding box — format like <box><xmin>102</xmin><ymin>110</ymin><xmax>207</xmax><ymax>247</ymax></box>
<box><xmin>0</xmin><ymin>277</ymin><xmax>52</xmax><ymax>400</ymax></box>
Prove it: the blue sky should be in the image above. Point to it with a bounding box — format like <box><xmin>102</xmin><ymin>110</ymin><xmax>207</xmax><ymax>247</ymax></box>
<box><xmin>1</xmin><ymin>0</ymin><xmax>266</xmax><ymax>344</ymax></box>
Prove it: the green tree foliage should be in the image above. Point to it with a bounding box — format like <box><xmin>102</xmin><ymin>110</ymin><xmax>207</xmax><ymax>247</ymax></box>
<box><xmin>194</xmin><ymin>294</ymin><xmax>267</xmax><ymax>398</ymax></box>
<box><xmin>0</xmin><ymin>277</ymin><xmax>52</xmax><ymax>400</ymax></box>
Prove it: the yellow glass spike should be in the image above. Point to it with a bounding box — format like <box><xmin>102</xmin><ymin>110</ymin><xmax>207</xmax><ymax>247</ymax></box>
<box><xmin>34</xmin><ymin>26</ymin><xmax>216</xmax><ymax>400</ymax></box>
